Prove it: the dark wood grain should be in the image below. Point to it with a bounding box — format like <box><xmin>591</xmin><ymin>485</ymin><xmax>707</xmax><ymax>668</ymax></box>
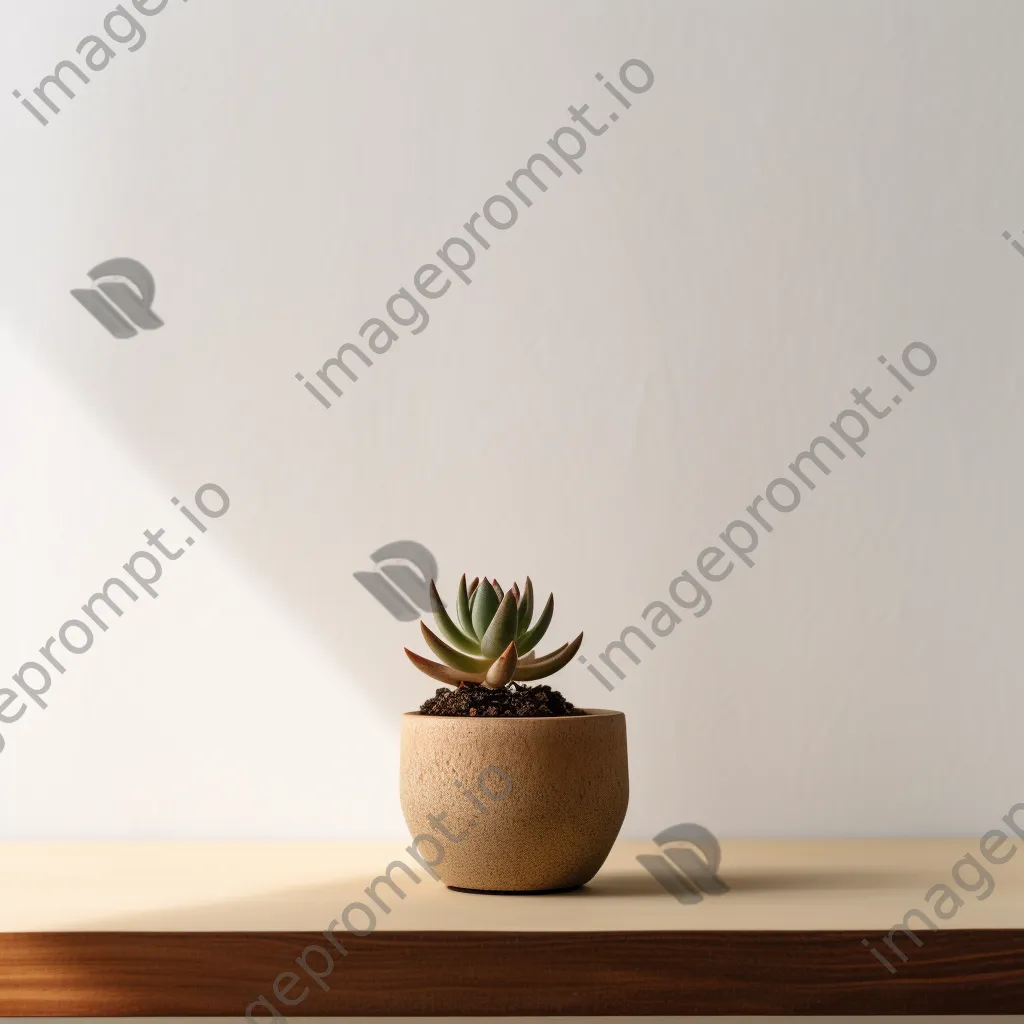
<box><xmin>1</xmin><ymin>929</ymin><xmax>1022</xmax><ymax>1016</ymax></box>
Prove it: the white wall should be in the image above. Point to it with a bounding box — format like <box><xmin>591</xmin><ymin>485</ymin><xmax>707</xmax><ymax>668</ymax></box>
<box><xmin>1</xmin><ymin>0</ymin><xmax>1022</xmax><ymax>839</ymax></box>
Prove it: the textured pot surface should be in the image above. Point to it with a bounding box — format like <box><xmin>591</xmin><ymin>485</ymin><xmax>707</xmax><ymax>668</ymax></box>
<box><xmin>400</xmin><ymin>709</ymin><xmax>628</xmax><ymax>892</ymax></box>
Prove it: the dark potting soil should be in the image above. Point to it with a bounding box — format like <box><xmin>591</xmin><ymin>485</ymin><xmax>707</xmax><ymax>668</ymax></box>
<box><xmin>419</xmin><ymin>682</ymin><xmax>584</xmax><ymax>718</ymax></box>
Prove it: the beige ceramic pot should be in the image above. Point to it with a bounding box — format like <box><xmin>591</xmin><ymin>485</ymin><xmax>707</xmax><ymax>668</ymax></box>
<box><xmin>400</xmin><ymin>709</ymin><xmax>628</xmax><ymax>893</ymax></box>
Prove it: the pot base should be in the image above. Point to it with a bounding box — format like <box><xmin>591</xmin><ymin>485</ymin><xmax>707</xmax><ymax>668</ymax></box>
<box><xmin>447</xmin><ymin>883</ymin><xmax>582</xmax><ymax>896</ymax></box>
<box><xmin>401</xmin><ymin>708</ymin><xmax>628</xmax><ymax>893</ymax></box>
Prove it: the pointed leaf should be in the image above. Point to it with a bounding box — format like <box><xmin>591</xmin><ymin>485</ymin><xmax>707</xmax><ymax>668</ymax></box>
<box><xmin>522</xmin><ymin>641</ymin><xmax>567</xmax><ymax>664</ymax></box>
<box><xmin>517</xmin><ymin>577</ymin><xmax>534</xmax><ymax>635</ymax></box>
<box><xmin>492</xmin><ymin>579</ymin><xmax>504</xmax><ymax>601</ymax></box>
<box><xmin>429</xmin><ymin>579</ymin><xmax>480</xmax><ymax>654</ymax></box>
<box><xmin>405</xmin><ymin>648</ymin><xmax>486</xmax><ymax>686</ymax></box>
<box><xmin>471</xmin><ymin>578</ymin><xmax>499</xmax><ymax>638</ymax></box>
<box><xmin>510</xmin><ymin>582</ymin><xmax>521</xmax><ymax>605</ymax></box>
<box><xmin>479</xmin><ymin>591</ymin><xmax>519</xmax><ymax>658</ymax></box>
<box><xmin>420</xmin><ymin>623</ymin><xmax>492</xmax><ymax>674</ymax></box>
<box><xmin>516</xmin><ymin>592</ymin><xmax>553</xmax><ymax>655</ymax></box>
<box><xmin>484</xmin><ymin>641</ymin><xmax>517</xmax><ymax>688</ymax></box>
<box><xmin>511</xmin><ymin>632</ymin><xmax>583</xmax><ymax>681</ymax></box>
<box><xmin>456</xmin><ymin>574</ymin><xmax>476</xmax><ymax>638</ymax></box>
<box><xmin>467</xmin><ymin>576</ymin><xmax>480</xmax><ymax>600</ymax></box>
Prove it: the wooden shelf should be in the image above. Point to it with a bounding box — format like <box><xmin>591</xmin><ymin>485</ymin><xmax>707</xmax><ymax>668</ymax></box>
<box><xmin>2</xmin><ymin>839</ymin><xmax>1023</xmax><ymax>1015</ymax></box>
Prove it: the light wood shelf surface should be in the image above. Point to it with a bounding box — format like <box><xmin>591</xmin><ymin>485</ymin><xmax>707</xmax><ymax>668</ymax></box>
<box><xmin>1</xmin><ymin>838</ymin><xmax>1022</xmax><ymax>1016</ymax></box>
<box><xmin>1</xmin><ymin>838</ymin><xmax>1023</xmax><ymax>932</ymax></box>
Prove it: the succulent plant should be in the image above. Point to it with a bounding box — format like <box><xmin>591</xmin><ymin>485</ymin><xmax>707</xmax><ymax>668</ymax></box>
<box><xmin>404</xmin><ymin>575</ymin><xmax>583</xmax><ymax>689</ymax></box>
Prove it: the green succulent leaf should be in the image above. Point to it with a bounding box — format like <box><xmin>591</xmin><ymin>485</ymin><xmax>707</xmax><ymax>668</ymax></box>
<box><xmin>479</xmin><ymin>591</ymin><xmax>519</xmax><ymax>658</ymax></box>
<box><xmin>484</xmin><ymin>641</ymin><xmax>517</xmax><ymax>688</ymax></box>
<box><xmin>516</xmin><ymin>591</ymin><xmax>552</xmax><ymax>655</ymax></box>
<box><xmin>405</xmin><ymin>648</ymin><xmax>486</xmax><ymax>686</ymax></box>
<box><xmin>429</xmin><ymin>579</ymin><xmax>481</xmax><ymax>654</ymax></box>
<box><xmin>511</xmin><ymin>632</ymin><xmax>583</xmax><ymax>681</ymax></box>
<box><xmin>517</xmin><ymin>577</ymin><xmax>534</xmax><ymax>636</ymax></box>
<box><xmin>471</xmin><ymin>578</ymin><xmax>499</xmax><ymax>638</ymax></box>
<box><xmin>456</xmin><ymin>574</ymin><xmax>476</xmax><ymax>639</ymax></box>
<box><xmin>407</xmin><ymin>575</ymin><xmax>579</xmax><ymax>694</ymax></box>
<box><xmin>420</xmin><ymin>622</ymin><xmax>492</xmax><ymax>674</ymax></box>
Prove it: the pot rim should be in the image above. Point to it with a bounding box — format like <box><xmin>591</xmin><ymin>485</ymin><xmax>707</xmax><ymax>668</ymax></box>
<box><xmin>402</xmin><ymin>708</ymin><xmax>622</xmax><ymax>720</ymax></box>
